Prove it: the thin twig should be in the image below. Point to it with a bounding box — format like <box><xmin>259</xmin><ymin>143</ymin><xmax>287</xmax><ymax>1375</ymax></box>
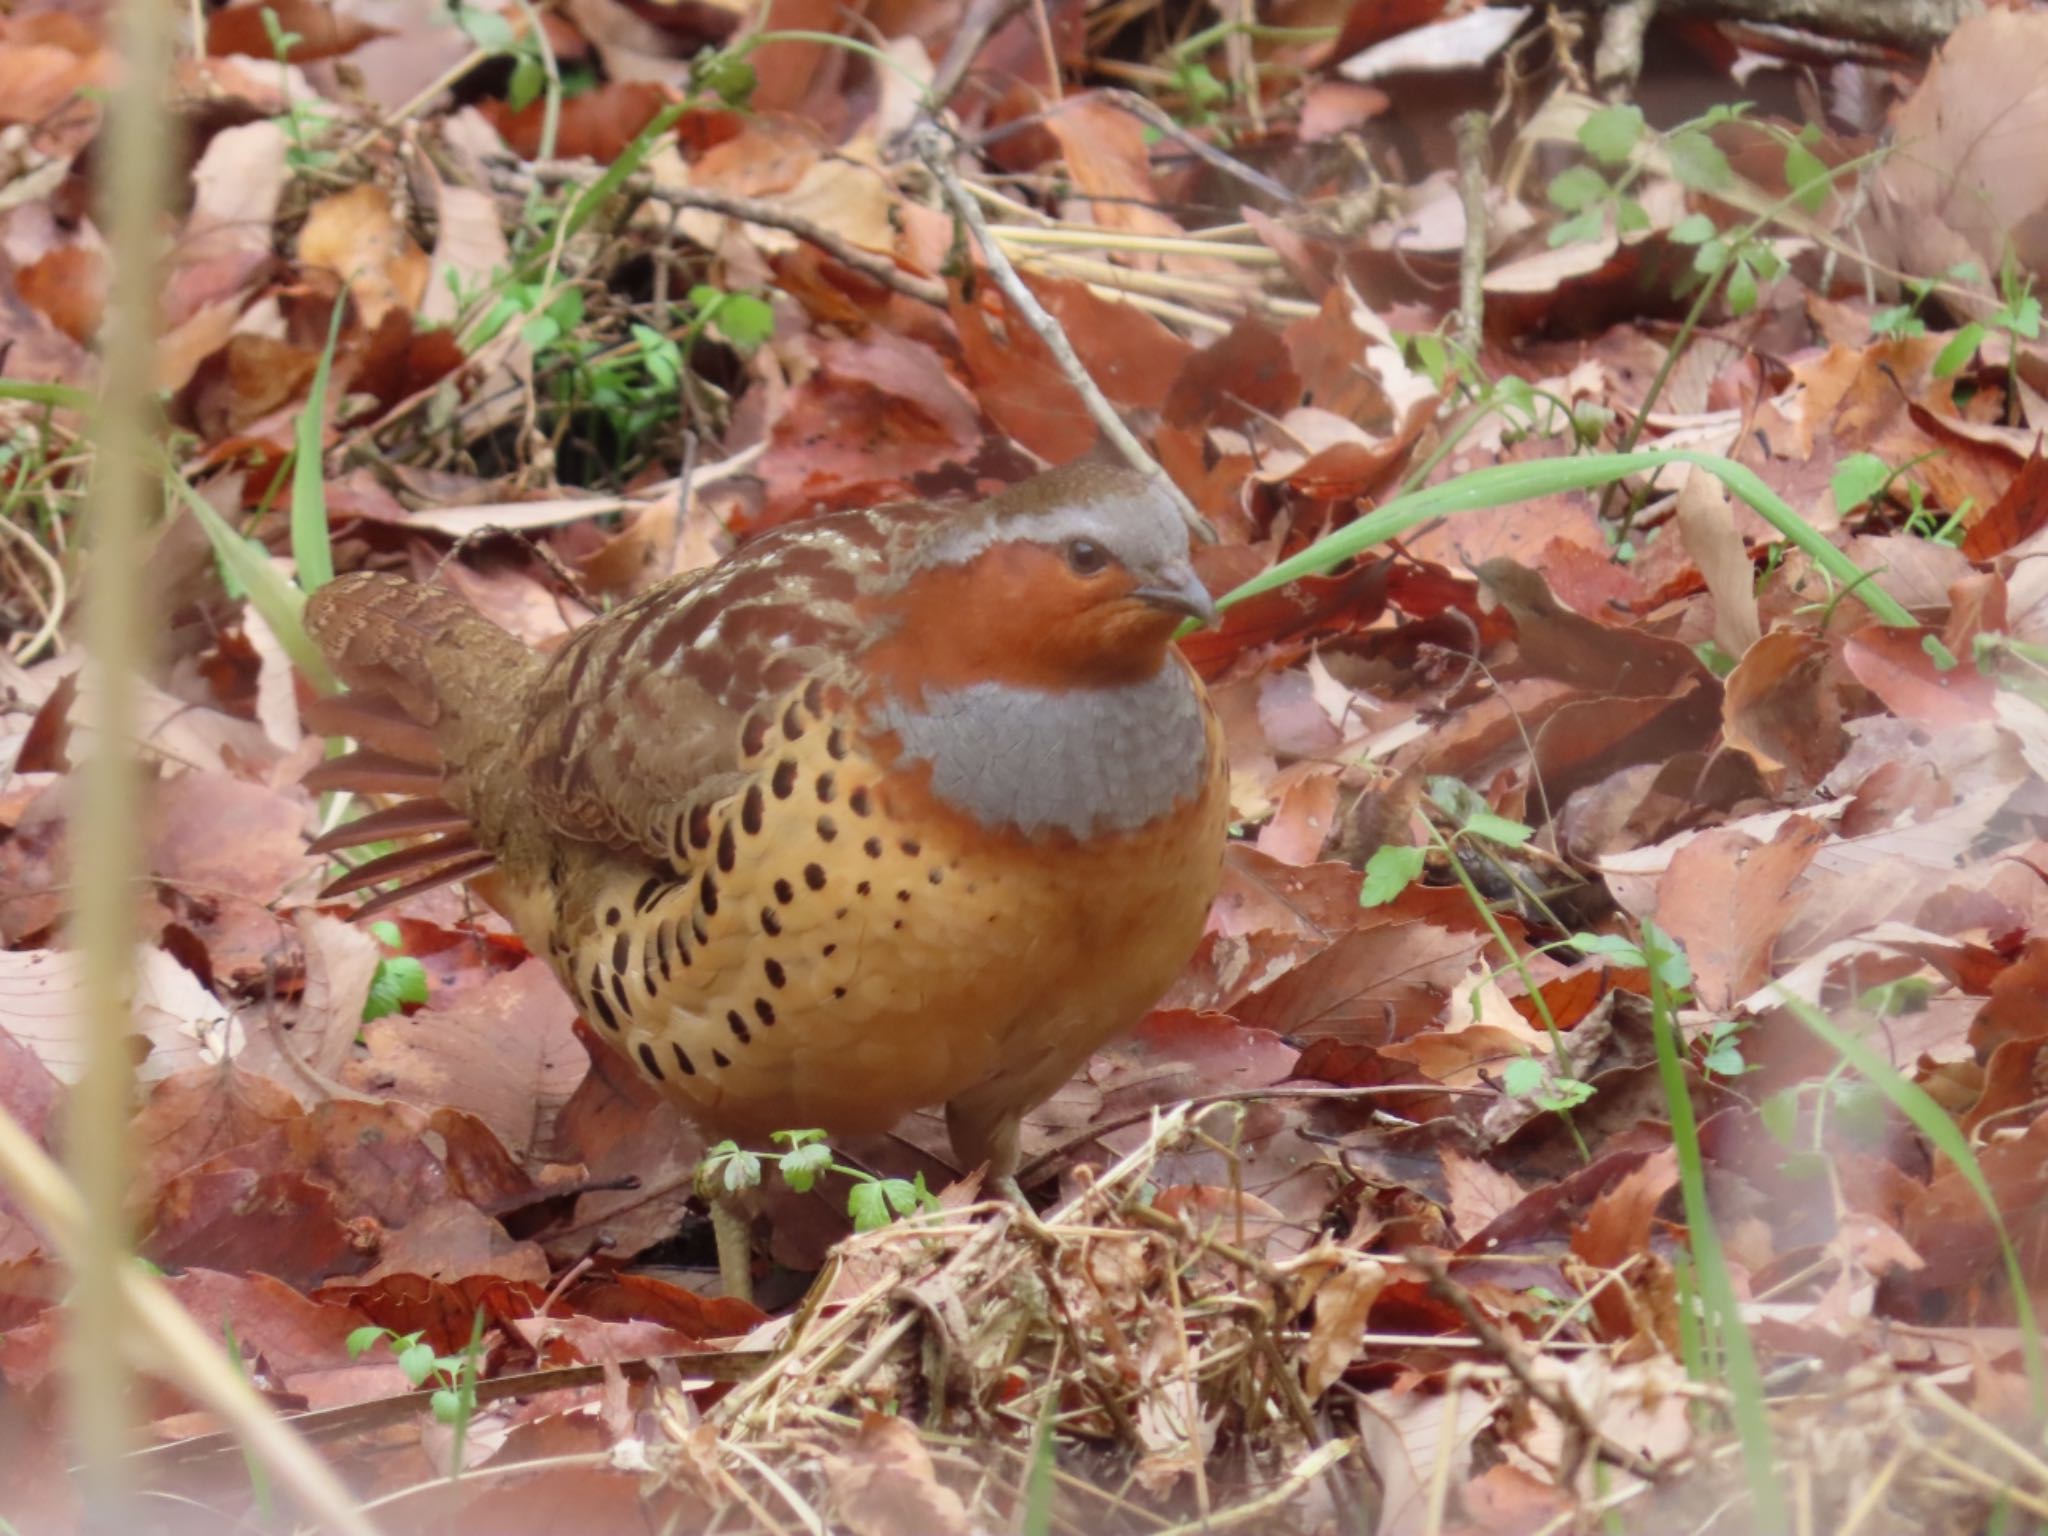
<box><xmin>494</xmin><ymin>158</ymin><xmax>951</xmax><ymax>307</ymax></box>
<box><xmin>1149</xmin><ymin>1439</ymin><xmax>1354</xmax><ymax>1535</ymax></box>
<box><xmin>911</xmin><ymin>121</ymin><xmax>1215</xmax><ymax>543</ymax></box>
<box><xmin>0</xmin><ymin>511</ymin><xmax>65</xmax><ymax>661</ymax></box>
<box><xmin>1411</xmin><ymin>1251</ymin><xmax>1663</xmax><ymax>1483</ymax></box>
<box><xmin>1097</xmin><ymin>89</ymin><xmax>1299</xmax><ymax>208</ymax></box>
<box><xmin>340</xmin><ymin>47</ymin><xmax>490</xmax><ymax>162</ymax></box>
<box><xmin>1453</xmin><ymin>110</ymin><xmax>1489</xmax><ymax>363</ymax></box>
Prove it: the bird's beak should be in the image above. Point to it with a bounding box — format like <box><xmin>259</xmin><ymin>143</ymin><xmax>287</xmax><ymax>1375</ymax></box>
<box><xmin>1134</xmin><ymin>561</ymin><xmax>1219</xmax><ymax>628</ymax></box>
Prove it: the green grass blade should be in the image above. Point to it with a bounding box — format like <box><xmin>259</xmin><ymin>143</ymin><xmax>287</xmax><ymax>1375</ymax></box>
<box><xmin>507</xmin><ymin>101</ymin><xmax>688</xmax><ymax>290</ymax></box>
<box><xmin>1018</xmin><ymin>1380</ymin><xmax>1058</xmax><ymax>1536</ymax></box>
<box><xmin>1646</xmin><ymin>923</ymin><xmax>1785</xmax><ymax>1534</ymax></box>
<box><xmin>0</xmin><ymin>379</ymin><xmax>95</xmax><ymax>412</ymax></box>
<box><xmin>221</xmin><ymin>1318</ymin><xmax>273</xmax><ymax>1520</ymax></box>
<box><xmin>1781</xmin><ymin>992</ymin><xmax>2048</xmax><ymax>1416</ymax></box>
<box><xmin>289</xmin><ymin>298</ymin><xmax>346</xmax><ymax>593</ymax></box>
<box><xmin>164</xmin><ymin>467</ymin><xmax>335</xmax><ymax>692</ymax></box>
<box><xmin>1212</xmin><ymin>449</ymin><xmax>1917</xmax><ymax>631</ymax></box>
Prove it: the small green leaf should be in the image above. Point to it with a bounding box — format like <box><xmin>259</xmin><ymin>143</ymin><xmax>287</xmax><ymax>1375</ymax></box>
<box><xmin>692</xmin><ymin>47</ymin><xmax>756</xmax><ymax>108</ymax></box>
<box><xmin>1545</xmin><ymin>1077</ymin><xmax>1596</xmax><ymax>1110</ymax></box>
<box><xmin>1666</xmin><ymin>130</ymin><xmax>1732</xmax><ymax>192</ymax></box>
<box><xmin>1546</xmin><ymin>164</ymin><xmax>1609</xmax><ymax>214</ymax></box>
<box><xmin>1934</xmin><ymin>322</ymin><xmax>1986</xmax><ymax>379</ymax></box>
<box><xmin>1831</xmin><ymin>452</ymin><xmax>1890</xmax><ymax>513</ymax></box>
<box><xmin>1669</xmin><ymin>212</ymin><xmax>1716</xmax><ymax>246</ymax></box>
<box><xmin>1692</xmin><ymin>236</ymin><xmax>1730</xmax><ymax>276</ymax></box>
<box><xmin>362</xmin><ymin>955</ymin><xmax>428</xmax><ymax>1022</ymax></box>
<box><xmin>778</xmin><ymin>1141</ymin><xmax>832</xmax><ymax>1192</ymax></box>
<box><xmin>398</xmin><ymin>1340</ymin><xmax>438</xmax><ymax>1388</ymax></box>
<box><xmin>1565</xmin><ymin>932</ymin><xmax>1646</xmax><ymax>965</ymax></box>
<box><xmin>1501</xmin><ymin>1057</ymin><xmax>1545</xmax><ymax>1098</ymax></box>
<box><xmin>1173</xmin><ymin>59</ymin><xmax>1228</xmax><ymax>110</ymax></box>
<box><xmin>1641</xmin><ymin>920</ymin><xmax>1692</xmax><ymax>993</ymax></box>
<box><xmin>1694</xmin><ymin>639</ymin><xmax>1737</xmax><ymax>677</ymax></box>
<box><xmin>1410</xmin><ymin>332</ymin><xmax>1449</xmax><ymax>388</ymax></box>
<box><xmin>847</xmin><ymin>1180</ymin><xmax>888</xmax><ymax>1232</ymax></box>
<box><xmin>1578</xmin><ymin>103</ymin><xmax>1644</xmax><ymax>166</ymax></box>
<box><xmin>1461</xmin><ymin>810</ymin><xmax>1533</xmax><ymax>847</ymax></box>
<box><xmin>720</xmin><ymin>1147</ymin><xmax>763</xmax><ymax>1193</ymax></box>
<box><xmin>457</xmin><ymin>9</ymin><xmax>516</xmax><ymax>50</ymax></box>
<box><xmin>369</xmin><ymin>920</ymin><xmax>402</xmax><ymax>949</ymax></box>
<box><xmin>1494</xmin><ymin>374</ymin><xmax>1534</xmax><ymax>416</ymax></box>
<box><xmin>709</xmin><ymin>292</ymin><xmax>775</xmax><ymax>350</ymax></box>
<box><xmin>508</xmin><ymin>54</ymin><xmax>544</xmax><ymax>113</ymax></box>
<box><xmin>1615</xmin><ymin>197</ymin><xmax>1649</xmax><ymax>235</ymax></box>
<box><xmin>879</xmin><ymin>1177</ymin><xmax>922</xmax><ymax>1218</ymax></box>
<box><xmin>1784</xmin><ymin>138</ymin><xmax>1830</xmax><ymax>213</ymax></box>
<box><xmin>1759</xmin><ymin>1088</ymin><xmax>1799</xmax><ymax>1146</ymax></box>
<box><xmin>1702</xmin><ymin>1043</ymin><xmax>1746</xmax><ymax>1076</ymax></box>
<box><xmin>1858</xmin><ymin>975</ymin><xmax>1933</xmax><ymax>1016</ymax></box>
<box><xmin>1359</xmin><ymin>844</ymin><xmax>1426</xmax><ymax>907</ymax></box>
<box><xmin>430</xmin><ymin>1388</ymin><xmax>462</xmax><ymax>1425</ymax></box>
<box><xmin>345</xmin><ymin>1325</ymin><xmax>388</xmax><ymax>1360</ymax></box>
<box><xmin>1547</xmin><ymin>208</ymin><xmax>1605</xmax><ymax>249</ymax></box>
<box><xmin>1725</xmin><ymin>256</ymin><xmax>1758</xmax><ymax>315</ymax></box>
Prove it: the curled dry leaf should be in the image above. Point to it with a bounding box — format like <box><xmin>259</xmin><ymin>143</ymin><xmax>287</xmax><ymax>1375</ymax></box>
<box><xmin>1722</xmin><ymin>628</ymin><xmax>1848</xmax><ymax>788</ymax></box>
<box><xmin>1873</xmin><ymin>9</ymin><xmax>2048</xmax><ymax>295</ymax></box>
<box><xmin>206</xmin><ymin>0</ymin><xmax>386</xmax><ymax>61</ymax></box>
<box><xmin>288</xmin><ymin>908</ymin><xmax>381</xmax><ymax>1082</ymax></box>
<box><xmin>0</xmin><ymin>945</ymin><xmax>240</xmax><ymax>1086</ymax></box>
<box><xmin>826</xmin><ymin>1413</ymin><xmax>972</xmax><ymax>1536</ymax></box>
<box><xmin>1674</xmin><ymin>465</ymin><xmax>1761</xmax><ymax>657</ymax></box>
<box><xmin>1303</xmin><ymin>1252</ymin><xmax>1389</xmax><ymax>1397</ymax></box>
<box><xmin>342</xmin><ymin>957</ymin><xmax>585</xmax><ymax>1160</ymax></box>
<box><xmin>1439</xmin><ymin>1147</ymin><xmax>1527</xmax><ymax>1243</ymax></box>
<box><xmin>297</xmin><ymin>183</ymin><xmax>429</xmax><ymax>329</ymax></box>
<box><xmin>1570</xmin><ymin>1146</ymin><xmax>1679</xmax><ymax>1350</ymax></box>
<box><xmin>1841</xmin><ymin>622</ymin><xmax>1997</xmax><ymax>727</ymax></box>
<box><xmin>1653</xmin><ymin>814</ymin><xmax>1828</xmax><ymax>1011</ymax></box>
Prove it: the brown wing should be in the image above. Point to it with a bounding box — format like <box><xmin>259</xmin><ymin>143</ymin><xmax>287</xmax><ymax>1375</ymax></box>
<box><xmin>516</xmin><ymin>505</ymin><xmax>936</xmax><ymax>864</ymax></box>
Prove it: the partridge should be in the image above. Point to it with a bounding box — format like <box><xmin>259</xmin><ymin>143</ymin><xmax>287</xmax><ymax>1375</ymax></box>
<box><xmin>302</xmin><ymin>463</ymin><xmax>1229</xmax><ymax>1267</ymax></box>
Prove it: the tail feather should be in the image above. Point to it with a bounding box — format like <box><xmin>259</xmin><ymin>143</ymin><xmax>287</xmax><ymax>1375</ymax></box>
<box><xmin>353</xmin><ymin>853</ymin><xmax>498</xmax><ymax>921</ymax></box>
<box><xmin>307</xmin><ymin>797</ymin><xmax>466</xmax><ymax>855</ymax></box>
<box><xmin>302</xmin><ymin>572</ymin><xmax>535</xmax><ymax>920</ymax></box>
<box><xmin>302</xmin><ymin>749</ymin><xmax>445</xmax><ymax>797</ymax></box>
<box><xmin>300</xmin><ymin>693</ymin><xmax>441</xmax><ymax>768</ymax></box>
<box><xmin>319</xmin><ymin>833</ymin><xmax>485</xmax><ymax>899</ymax></box>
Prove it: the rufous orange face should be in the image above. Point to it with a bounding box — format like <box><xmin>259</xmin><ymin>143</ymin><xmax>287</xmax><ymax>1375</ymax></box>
<box><xmin>858</xmin><ymin>539</ymin><xmax>1191</xmax><ymax>699</ymax></box>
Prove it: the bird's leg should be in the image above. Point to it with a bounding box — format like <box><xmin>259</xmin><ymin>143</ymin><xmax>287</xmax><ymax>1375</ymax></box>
<box><xmin>708</xmin><ymin>1194</ymin><xmax>753</xmax><ymax>1304</ymax></box>
<box><xmin>694</xmin><ymin>1156</ymin><xmax>754</xmax><ymax>1304</ymax></box>
<box><xmin>949</xmin><ymin>1100</ymin><xmax>1059</xmax><ymax>1246</ymax></box>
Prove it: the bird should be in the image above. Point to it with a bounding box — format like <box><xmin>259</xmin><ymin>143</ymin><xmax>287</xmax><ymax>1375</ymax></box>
<box><xmin>299</xmin><ymin>461</ymin><xmax>1231</xmax><ymax>1297</ymax></box>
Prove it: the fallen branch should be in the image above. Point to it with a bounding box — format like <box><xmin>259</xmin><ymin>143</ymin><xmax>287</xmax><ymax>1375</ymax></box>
<box><xmin>911</xmin><ymin>120</ymin><xmax>1217</xmax><ymax>543</ymax></box>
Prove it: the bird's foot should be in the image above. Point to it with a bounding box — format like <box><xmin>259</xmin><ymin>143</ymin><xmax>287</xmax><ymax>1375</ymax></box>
<box><xmin>993</xmin><ymin>1174</ymin><xmax>1061</xmax><ymax>1249</ymax></box>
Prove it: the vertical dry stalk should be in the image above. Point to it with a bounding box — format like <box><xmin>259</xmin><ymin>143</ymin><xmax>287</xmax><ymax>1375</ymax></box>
<box><xmin>70</xmin><ymin>0</ymin><xmax>172</xmax><ymax>1505</ymax></box>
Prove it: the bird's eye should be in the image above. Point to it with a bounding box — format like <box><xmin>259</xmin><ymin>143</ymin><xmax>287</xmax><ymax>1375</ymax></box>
<box><xmin>1065</xmin><ymin>538</ymin><xmax>1109</xmax><ymax>575</ymax></box>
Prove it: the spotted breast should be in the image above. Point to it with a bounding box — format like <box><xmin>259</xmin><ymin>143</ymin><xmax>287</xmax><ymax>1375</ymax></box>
<box><xmin>303</xmin><ymin>462</ymin><xmax>1230</xmax><ymax>1189</ymax></box>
